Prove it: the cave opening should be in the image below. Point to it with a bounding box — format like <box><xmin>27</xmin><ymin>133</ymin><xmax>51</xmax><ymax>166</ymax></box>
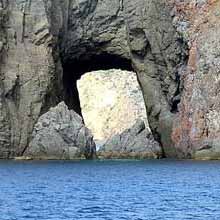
<box><xmin>61</xmin><ymin>52</ymin><xmax>151</xmax><ymax>149</ymax></box>
<box><xmin>62</xmin><ymin>53</ymin><xmax>133</xmax><ymax>115</ymax></box>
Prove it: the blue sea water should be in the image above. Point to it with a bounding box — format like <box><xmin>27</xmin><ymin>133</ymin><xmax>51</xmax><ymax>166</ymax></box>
<box><xmin>0</xmin><ymin>160</ymin><xmax>220</xmax><ymax>220</ymax></box>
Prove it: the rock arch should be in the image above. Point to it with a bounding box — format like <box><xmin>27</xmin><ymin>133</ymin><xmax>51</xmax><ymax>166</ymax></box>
<box><xmin>54</xmin><ymin>0</ymin><xmax>187</xmax><ymax>157</ymax></box>
<box><xmin>62</xmin><ymin>53</ymin><xmax>133</xmax><ymax>115</ymax></box>
<box><xmin>0</xmin><ymin>0</ymin><xmax>187</xmax><ymax>158</ymax></box>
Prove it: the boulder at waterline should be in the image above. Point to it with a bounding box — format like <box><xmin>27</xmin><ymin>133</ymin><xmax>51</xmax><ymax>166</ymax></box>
<box><xmin>98</xmin><ymin>120</ymin><xmax>162</xmax><ymax>159</ymax></box>
<box><xmin>24</xmin><ymin>102</ymin><xmax>96</xmax><ymax>160</ymax></box>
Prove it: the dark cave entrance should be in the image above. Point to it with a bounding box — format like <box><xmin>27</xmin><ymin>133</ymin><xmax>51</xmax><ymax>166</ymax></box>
<box><xmin>62</xmin><ymin>53</ymin><xmax>133</xmax><ymax>115</ymax></box>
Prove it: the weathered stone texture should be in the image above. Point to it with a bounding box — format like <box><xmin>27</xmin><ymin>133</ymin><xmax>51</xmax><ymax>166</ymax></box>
<box><xmin>58</xmin><ymin>0</ymin><xmax>186</xmax><ymax>157</ymax></box>
<box><xmin>171</xmin><ymin>0</ymin><xmax>220</xmax><ymax>159</ymax></box>
<box><xmin>25</xmin><ymin>102</ymin><xmax>96</xmax><ymax>160</ymax></box>
<box><xmin>3</xmin><ymin>0</ymin><xmax>219</xmax><ymax>160</ymax></box>
<box><xmin>0</xmin><ymin>0</ymin><xmax>186</xmax><ymax>158</ymax></box>
<box><xmin>0</xmin><ymin>0</ymin><xmax>57</xmax><ymax>158</ymax></box>
<box><xmin>99</xmin><ymin>119</ymin><xmax>162</xmax><ymax>159</ymax></box>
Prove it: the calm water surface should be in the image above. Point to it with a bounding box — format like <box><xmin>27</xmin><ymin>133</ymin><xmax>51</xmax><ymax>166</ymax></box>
<box><xmin>0</xmin><ymin>160</ymin><xmax>220</xmax><ymax>220</ymax></box>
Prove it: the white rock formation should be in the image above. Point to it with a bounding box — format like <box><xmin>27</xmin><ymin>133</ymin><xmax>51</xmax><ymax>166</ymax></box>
<box><xmin>77</xmin><ymin>69</ymin><xmax>149</xmax><ymax>147</ymax></box>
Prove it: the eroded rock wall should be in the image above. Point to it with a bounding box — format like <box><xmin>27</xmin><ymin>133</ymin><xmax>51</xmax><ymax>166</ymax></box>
<box><xmin>171</xmin><ymin>0</ymin><xmax>220</xmax><ymax>159</ymax></box>
<box><xmin>0</xmin><ymin>0</ymin><xmax>58</xmax><ymax>158</ymax></box>
<box><xmin>1</xmin><ymin>0</ymin><xmax>219</xmax><ymax>159</ymax></box>
<box><xmin>58</xmin><ymin>0</ymin><xmax>187</xmax><ymax>157</ymax></box>
<box><xmin>0</xmin><ymin>3</ymin><xmax>10</xmax><ymax>157</ymax></box>
<box><xmin>0</xmin><ymin>0</ymin><xmax>186</xmax><ymax>158</ymax></box>
<box><xmin>67</xmin><ymin>0</ymin><xmax>220</xmax><ymax>159</ymax></box>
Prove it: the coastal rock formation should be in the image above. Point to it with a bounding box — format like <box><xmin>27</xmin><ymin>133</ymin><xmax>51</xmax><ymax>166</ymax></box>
<box><xmin>170</xmin><ymin>0</ymin><xmax>220</xmax><ymax>159</ymax></box>
<box><xmin>0</xmin><ymin>0</ymin><xmax>56</xmax><ymax>158</ymax></box>
<box><xmin>0</xmin><ymin>0</ymin><xmax>184</xmax><ymax>159</ymax></box>
<box><xmin>98</xmin><ymin>120</ymin><xmax>162</xmax><ymax>159</ymax></box>
<box><xmin>77</xmin><ymin>69</ymin><xmax>148</xmax><ymax>146</ymax></box>
<box><xmin>58</xmin><ymin>0</ymin><xmax>186</xmax><ymax>157</ymax></box>
<box><xmin>24</xmin><ymin>102</ymin><xmax>96</xmax><ymax>160</ymax></box>
<box><xmin>0</xmin><ymin>0</ymin><xmax>219</xmax><ymax>159</ymax></box>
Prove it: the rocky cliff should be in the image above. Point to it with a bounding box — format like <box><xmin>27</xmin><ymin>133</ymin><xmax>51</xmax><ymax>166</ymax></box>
<box><xmin>0</xmin><ymin>0</ymin><xmax>56</xmax><ymax>158</ymax></box>
<box><xmin>170</xmin><ymin>0</ymin><xmax>220</xmax><ymax>159</ymax></box>
<box><xmin>0</xmin><ymin>0</ymin><xmax>219</xmax><ymax>159</ymax></box>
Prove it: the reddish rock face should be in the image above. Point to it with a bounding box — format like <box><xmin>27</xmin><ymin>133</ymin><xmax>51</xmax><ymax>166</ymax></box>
<box><xmin>171</xmin><ymin>0</ymin><xmax>220</xmax><ymax>159</ymax></box>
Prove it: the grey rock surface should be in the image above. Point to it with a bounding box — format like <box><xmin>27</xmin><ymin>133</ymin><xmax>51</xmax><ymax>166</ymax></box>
<box><xmin>55</xmin><ymin>0</ymin><xmax>186</xmax><ymax>157</ymax></box>
<box><xmin>24</xmin><ymin>102</ymin><xmax>96</xmax><ymax>160</ymax></box>
<box><xmin>0</xmin><ymin>0</ymin><xmax>185</xmax><ymax>159</ymax></box>
<box><xmin>4</xmin><ymin>0</ymin><xmax>220</xmax><ymax>160</ymax></box>
<box><xmin>0</xmin><ymin>0</ymin><xmax>57</xmax><ymax>158</ymax></box>
<box><xmin>98</xmin><ymin>120</ymin><xmax>162</xmax><ymax>159</ymax></box>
